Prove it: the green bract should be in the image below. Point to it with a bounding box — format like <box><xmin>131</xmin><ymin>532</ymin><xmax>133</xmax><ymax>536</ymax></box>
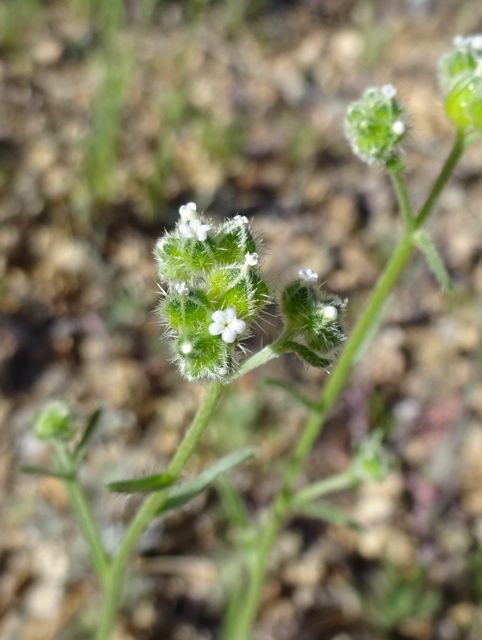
<box><xmin>438</xmin><ymin>34</ymin><xmax>482</xmax><ymax>131</ymax></box>
<box><xmin>155</xmin><ymin>204</ymin><xmax>269</xmax><ymax>382</ymax></box>
<box><xmin>344</xmin><ymin>85</ymin><xmax>407</xmax><ymax>167</ymax></box>
<box><xmin>35</xmin><ymin>401</ymin><xmax>74</xmax><ymax>442</ymax></box>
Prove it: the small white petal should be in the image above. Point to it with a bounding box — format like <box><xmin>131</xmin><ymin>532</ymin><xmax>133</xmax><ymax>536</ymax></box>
<box><xmin>470</xmin><ymin>35</ymin><xmax>482</xmax><ymax>51</ymax></box>
<box><xmin>222</xmin><ymin>327</ymin><xmax>237</xmax><ymax>343</ymax></box>
<box><xmin>209</xmin><ymin>322</ymin><xmax>223</xmax><ymax>336</ymax></box>
<box><xmin>180</xmin><ymin>342</ymin><xmax>193</xmax><ymax>354</ymax></box>
<box><xmin>381</xmin><ymin>84</ymin><xmax>396</xmax><ymax>99</ymax></box>
<box><xmin>245</xmin><ymin>252</ymin><xmax>259</xmax><ymax>266</ymax></box>
<box><xmin>298</xmin><ymin>268</ymin><xmax>318</xmax><ymax>283</ymax></box>
<box><xmin>322</xmin><ymin>305</ymin><xmax>338</xmax><ymax>322</ymax></box>
<box><xmin>179</xmin><ymin>202</ymin><xmax>198</xmax><ymax>221</ymax></box>
<box><xmin>174</xmin><ymin>282</ymin><xmax>189</xmax><ymax>295</ymax></box>
<box><xmin>453</xmin><ymin>35</ymin><xmax>465</xmax><ymax>48</ymax></box>
<box><xmin>392</xmin><ymin>120</ymin><xmax>405</xmax><ymax>136</ymax></box>
<box><xmin>234</xmin><ymin>215</ymin><xmax>249</xmax><ymax>225</ymax></box>
<box><xmin>231</xmin><ymin>318</ymin><xmax>246</xmax><ymax>334</ymax></box>
<box><xmin>212</xmin><ymin>310</ymin><xmax>227</xmax><ymax>323</ymax></box>
<box><xmin>179</xmin><ymin>222</ymin><xmax>194</xmax><ymax>238</ymax></box>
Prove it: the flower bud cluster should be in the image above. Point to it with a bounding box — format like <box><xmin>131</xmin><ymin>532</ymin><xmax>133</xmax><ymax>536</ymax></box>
<box><xmin>344</xmin><ymin>85</ymin><xmax>407</xmax><ymax>167</ymax></box>
<box><xmin>155</xmin><ymin>203</ymin><xmax>269</xmax><ymax>382</ymax></box>
<box><xmin>439</xmin><ymin>34</ymin><xmax>482</xmax><ymax>131</ymax></box>
<box><xmin>35</xmin><ymin>401</ymin><xmax>74</xmax><ymax>442</ymax></box>
<box><xmin>280</xmin><ymin>268</ymin><xmax>346</xmax><ymax>368</ymax></box>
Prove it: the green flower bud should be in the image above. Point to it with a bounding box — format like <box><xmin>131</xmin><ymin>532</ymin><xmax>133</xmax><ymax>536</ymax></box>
<box><xmin>280</xmin><ymin>269</ymin><xmax>346</xmax><ymax>369</ymax></box>
<box><xmin>438</xmin><ymin>35</ymin><xmax>482</xmax><ymax>130</ymax></box>
<box><xmin>444</xmin><ymin>75</ymin><xmax>482</xmax><ymax>130</ymax></box>
<box><xmin>34</xmin><ymin>401</ymin><xmax>74</xmax><ymax>442</ymax></box>
<box><xmin>162</xmin><ymin>288</ymin><xmax>211</xmax><ymax>331</ymax></box>
<box><xmin>438</xmin><ymin>49</ymin><xmax>478</xmax><ymax>94</ymax></box>
<box><xmin>176</xmin><ymin>333</ymin><xmax>234</xmax><ymax>382</ymax></box>
<box><xmin>351</xmin><ymin>433</ymin><xmax>391</xmax><ymax>483</ymax></box>
<box><xmin>344</xmin><ymin>85</ymin><xmax>407</xmax><ymax>167</ymax></box>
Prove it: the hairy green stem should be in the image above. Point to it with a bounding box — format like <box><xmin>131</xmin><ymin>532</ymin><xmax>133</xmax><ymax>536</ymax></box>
<box><xmin>55</xmin><ymin>444</ymin><xmax>109</xmax><ymax>583</ymax></box>
<box><xmin>389</xmin><ymin>169</ymin><xmax>414</xmax><ymax>229</ymax></box>
<box><xmin>96</xmin><ymin>381</ymin><xmax>225</xmax><ymax>640</ymax></box>
<box><xmin>230</xmin><ymin>131</ymin><xmax>466</xmax><ymax>640</ymax></box>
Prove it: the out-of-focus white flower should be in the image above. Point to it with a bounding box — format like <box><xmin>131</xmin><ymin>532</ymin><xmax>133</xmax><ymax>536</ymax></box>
<box><xmin>245</xmin><ymin>252</ymin><xmax>259</xmax><ymax>267</ymax></box>
<box><xmin>322</xmin><ymin>305</ymin><xmax>338</xmax><ymax>322</ymax></box>
<box><xmin>233</xmin><ymin>215</ymin><xmax>249</xmax><ymax>225</ymax></box>
<box><xmin>180</xmin><ymin>342</ymin><xmax>193</xmax><ymax>355</ymax></box>
<box><xmin>392</xmin><ymin>120</ymin><xmax>405</xmax><ymax>136</ymax></box>
<box><xmin>298</xmin><ymin>268</ymin><xmax>318</xmax><ymax>283</ymax></box>
<box><xmin>179</xmin><ymin>218</ymin><xmax>211</xmax><ymax>241</ymax></box>
<box><xmin>209</xmin><ymin>308</ymin><xmax>246</xmax><ymax>344</ymax></box>
<box><xmin>179</xmin><ymin>202</ymin><xmax>198</xmax><ymax>222</ymax></box>
<box><xmin>381</xmin><ymin>84</ymin><xmax>396</xmax><ymax>99</ymax></box>
<box><xmin>173</xmin><ymin>282</ymin><xmax>189</xmax><ymax>295</ymax></box>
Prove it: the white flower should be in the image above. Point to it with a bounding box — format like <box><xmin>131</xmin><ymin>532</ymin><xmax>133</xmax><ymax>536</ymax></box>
<box><xmin>233</xmin><ymin>215</ymin><xmax>249</xmax><ymax>225</ymax></box>
<box><xmin>209</xmin><ymin>308</ymin><xmax>246</xmax><ymax>344</ymax></box>
<box><xmin>179</xmin><ymin>218</ymin><xmax>211</xmax><ymax>241</ymax></box>
<box><xmin>322</xmin><ymin>305</ymin><xmax>338</xmax><ymax>322</ymax></box>
<box><xmin>470</xmin><ymin>35</ymin><xmax>482</xmax><ymax>51</ymax></box>
<box><xmin>179</xmin><ymin>202</ymin><xmax>198</xmax><ymax>222</ymax></box>
<box><xmin>244</xmin><ymin>252</ymin><xmax>259</xmax><ymax>267</ymax></box>
<box><xmin>173</xmin><ymin>282</ymin><xmax>189</xmax><ymax>295</ymax></box>
<box><xmin>381</xmin><ymin>84</ymin><xmax>396</xmax><ymax>99</ymax></box>
<box><xmin>298</xmin><ymin>268</ymin><xmax>318</xmax><ymax>283</ymax></box>
<box><xmin>180</xmin><ymin>342</ymin><xmax>193</xmax><ymax>355</ymax></box>
<box><xmin>392</xmin><ymin>120</ymin><xmax>405</xmax><ymax>136</ymax></box>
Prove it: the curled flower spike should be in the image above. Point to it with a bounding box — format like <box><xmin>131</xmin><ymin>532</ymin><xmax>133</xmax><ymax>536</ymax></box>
<box><xmin>209</xmin><ymin>308</ymin><xmax>246</xmax><ymax>344</ymax></box>
<box><xmin>155</xmin><ymin>202</ymin><xmax>269</xmax><ymax>381</ymax></box>
<box><xmin>344</xmin><ymin>85</ymin><xmax>408</xmax><ymax>167</ymax></box>
<box><xmin>298</xmin><ymin>268</ymin><xmax>318</xmax><ymax>282</ymax></box>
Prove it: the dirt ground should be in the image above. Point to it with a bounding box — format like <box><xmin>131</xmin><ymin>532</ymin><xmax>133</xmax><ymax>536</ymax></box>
<box><xmin>1</xmin><ymin>1</ymin><xmax>482</xmax><ymax>638</ymax></box>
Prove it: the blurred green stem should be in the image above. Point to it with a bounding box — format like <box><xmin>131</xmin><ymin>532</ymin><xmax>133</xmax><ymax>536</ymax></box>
<box><xmin>55</xmin><ymin>443</ymin><xmax>110</xmax><ymax>584</ymax></box>
<box><xmin>229</xmin><ymin>131</ymin><xmax>467</xmax><ymax>640</ymax></box>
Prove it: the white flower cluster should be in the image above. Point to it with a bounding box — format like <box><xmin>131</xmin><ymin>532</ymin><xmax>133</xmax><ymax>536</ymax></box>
<box><xmin>178</xmin><ymin>202</ymin><xmax>211</xmax><ymax>241</ymax></box>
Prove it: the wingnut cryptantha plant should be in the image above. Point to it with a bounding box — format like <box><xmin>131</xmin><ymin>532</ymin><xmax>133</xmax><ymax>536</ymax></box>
<box><xmin>439</xmin><ymin>34</ymin><xmax>482</xmax><ymax>131</ymax></box>
<box><xmin>155</xmin><ymin>203</ymin><xmax>269</xmax><ymax>381</ymax></box>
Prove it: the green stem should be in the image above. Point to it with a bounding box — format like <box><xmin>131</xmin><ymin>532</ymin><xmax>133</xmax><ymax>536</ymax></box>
<box><xmin>231</xmin><ymin>131</ymin><xmax>466</xmax><ymax>640</ymax></box>
<box><xmin>415</xmin><ymin>129</ymin><xmax>465</xmax><ymax>228</ymax></box>
<box><xmin>389</xmin><ymin>169</ymin><xmax>414</xmax><ymax>229</ymax></box>
<box><xmin>293</xmin><ymin>469</ymin><xmax>356</xmax><ymax>506</ymax></box>
<box><xmin>96</xmin><ymin>381</ymin><xmax>225</xmax><ymax>640</ymax></box>
<box><xmin>55</xmin><ymin>444</ymin><xmax>109</xmax><ymax>583</ymax></box>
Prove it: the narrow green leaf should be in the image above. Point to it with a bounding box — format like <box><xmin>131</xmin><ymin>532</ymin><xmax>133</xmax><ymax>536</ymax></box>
<box><xmin>215</xmin><ymin>476</ymin><xmax>249</xmax><ymax>529</ymax></box>
<box><xmin>294</xmin><ymin>500</ymin><xmax>363</xmax><ymax>531</ymax></box>
<box><xmin>286</xmin><ymin>341</ymin><xmax>331</xmax><ymax>369</ymax></box>
<box><xmin>156</xmin><ymin>448</ymin><xmax>255</xmax><ymax>514</ymax></box>
<box><xmin>73</xmin><ymin>406</ymin><xmax>103</xmax><ymax>464</ymax></box>
<box><xmin>107</xmin><ymin>471</ymin><xmax>174</xmax><ymax>493</ymax></box>
<box><xmin>264</xmin><ymin>377</ymin><xmax>320</xmax><ymax>410</ymax></box>
<box><xmin>414</xmin><ymin>230</ymin><xmax>452</xmax><ymax>292</ymax></box>
<box><xmin>18</xmin><ymin>465</ymin><xmax>75</xmax><ymax>481</ymax></box>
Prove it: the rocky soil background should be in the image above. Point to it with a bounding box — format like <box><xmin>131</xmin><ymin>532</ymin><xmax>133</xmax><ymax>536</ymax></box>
<box><xmin>1</xmin><ymin>1</ymin><xmax>482</xmax><ymax>638</ymax></box>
